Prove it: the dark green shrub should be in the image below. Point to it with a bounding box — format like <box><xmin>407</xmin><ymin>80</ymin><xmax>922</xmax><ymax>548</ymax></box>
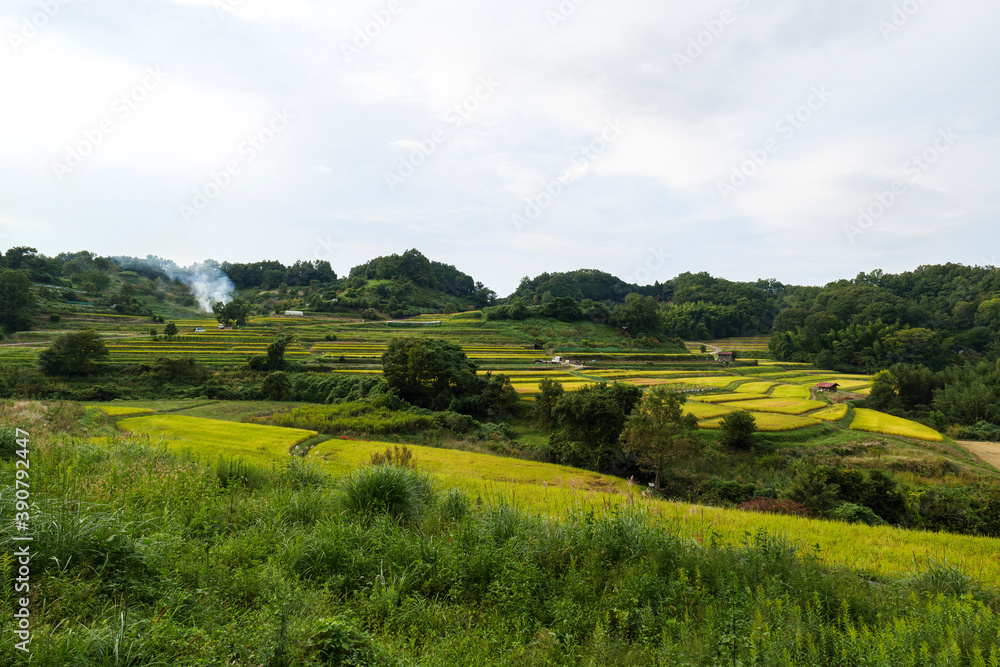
<box><xmin>339</xmin><ymin>465</ymin><xmax>434</xmax><ymax>523</ymax></box>
<box><xmin>720</xmin><ymin>410</ymin><xmax>757</xmax><ymax>450</ymax></box>
<box><xmin>831</xmin><ymin>502</ymin><xmax>887</xmax><ymax>526</ymax></box>
<box><xmin>214</xmin><ymin>456</ymin><xmax>270</xmax><ymax>491</ymax></box>
<box><xmin>697</xmin><ymin>478</ymin><xmax>756</xmax><ymax>505</ymax></box>
<box><xmin>0</xmin><ymin>424</ymin><xmax>18</xmax><ymax>460</ymax></box>
<box><xmin>305</xmin><ymin>615</ymin><xmax>380</xmax><ymax>666</ymax></box>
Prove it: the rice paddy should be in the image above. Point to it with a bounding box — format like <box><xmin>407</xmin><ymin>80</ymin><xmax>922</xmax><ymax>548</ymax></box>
<box><xmin>850</xmin><ymin>408</ymin><xmax>945</xmax><ymax>442</ymax></box>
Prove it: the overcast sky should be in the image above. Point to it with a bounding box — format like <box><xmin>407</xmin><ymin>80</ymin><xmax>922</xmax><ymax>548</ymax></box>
<box><xmin>1</xmin><ymin>0</ymin><xmax>998</xmax><ymax>296</ymax></box>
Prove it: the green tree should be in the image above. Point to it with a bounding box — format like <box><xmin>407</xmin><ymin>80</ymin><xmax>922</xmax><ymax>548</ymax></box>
<box><xmin>719</xmin><ymin>409</ymin><xmax>757</xmax><ymax>450</ymax></box>
<box><xmin>381</xmin><ymin>337</ymin><xmax>477</xmax><ymax>411</ymax></box>
<box><xmin>212</xmin><ymin>299</ymin><xmax>250</xmax><ymax>327</ymax></box>
<box><xmin>609</xmin><ymin>293</ymin><xmax>661</xmax><ymax>337</ymax></box>
<box><xmin>533</xmin><ymin>377</ymin><xmax>564</xmax><ymax>427</ymax></box>
<box><xmin>0</xmin><ymin>269</ymin><xmax>35</xmax><ymax>333</ymax></box>
<box><xmin>549</xmin><ymin>383</ymin><xmax>644</xmax><ymax>473</ymax></box>
<box><xmin>619</xmin><ymin>387</ymin><xmax>699</xmax><ymax>491</ymax></box>
<box><xmin>267</xmin><ymin>335</ymin><xmax>293</xmax><ymax>371</ymax></box>
<box><xmin>164</xmin><ymin>322</ymin><xmax>179</xmax><ymax>339</ymax></box>
<box><xmin>38</xmin><ymin>329</ymin><xmax>108</xmax><ymax>375</ymax></box>
<box><xmin>868</xmin><ymin>370</ymin><xmax>901</xmax><ymax>412</ymax></box>
<box><xmin>262</xmin><ymin>371</ymin><xmax>292</xmax><ymax>400</ymax></box>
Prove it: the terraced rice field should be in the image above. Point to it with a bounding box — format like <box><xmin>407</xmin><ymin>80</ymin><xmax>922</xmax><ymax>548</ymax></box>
<box><xmin>107</xmin><ymin>418</ymin><xmax>997</xmax><ymax>584</ymax></box>
<box><xmin>812</xmin><ymin>404</ymin><xmax>850</xmax><ymax>421</ymax></box>
<box><xmin>722</xmin><ymin>398</ymin><xmax>828</xmax><ymax>415</ymax></box>
<box><xmin>695</xmin><ymin>392</ymin><xmax>770</xmax><ymax>404</ymax></box>
<box><xmin>86</xmin><ymin>405</ymin><xmax>155</xmax><ymax>416</ymax></box>
<box><xmin>117</xmin><ymin>415</ymin><xmax>318</xmax><ymax>462</ymax></box>
<box><xmin>734</xmin><ymin>381</ymin><xmax>777</xmax><ymax>393</ymax></box>
<box><xmin>850</xmin><ymin>408</ymin><xmax>944</xmax><ymax>442</ymax></box>
<box><xmin>769</xmin><ymin>384</ymin><xmax>813</xmax><ymax>399</ymax></box>
<box><xmin>700</xmin><ymin>413</ymin><xmax>822</xmax><ymax>432</ymax></box>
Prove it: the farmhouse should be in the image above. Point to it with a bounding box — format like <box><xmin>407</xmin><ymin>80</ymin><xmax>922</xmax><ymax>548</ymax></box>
<box><xmin>717</xmin><ymin>351</ymin><xmax>735</xmax><ymax>363</ymax></box>
<box><xmin>815</xmin><ymin>382</ymin><xmax>839</xmax><ymax>392</ymax></box>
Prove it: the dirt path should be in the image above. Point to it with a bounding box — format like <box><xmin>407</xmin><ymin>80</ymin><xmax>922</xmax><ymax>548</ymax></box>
<box><xmin>957</xmin><ymin>440</ymin><xmax>1000</xmax><ymax>472</ymax></box>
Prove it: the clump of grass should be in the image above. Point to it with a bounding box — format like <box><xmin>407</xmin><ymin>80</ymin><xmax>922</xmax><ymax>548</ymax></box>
<box><xmin>906</xmin><ymin>557</ymin><xmax>977</xmax><ymax>597</ymax></box>
<box><xmin>339</xmin><ymin>464</ymin><xmax>434</xmax><ymax>523</ymax></box>
<box><xmin>281</xmin><ymin>457</ymin><xmax>328</xmax><ymax>490</ymax></box>
<box><xmin>369</xmin><ymin>444</ymin><xmax>414</xmax><ymax>467</ymax></box>
<box><xmin>213</xmin><ymin>456</ymin><xmax>271</xmax><ymax>491</ymax></box>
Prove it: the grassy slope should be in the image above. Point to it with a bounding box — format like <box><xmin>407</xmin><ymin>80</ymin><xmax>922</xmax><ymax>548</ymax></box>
<box><xmin>107</xmin><ymin>414</ymin><xmax>1000</xmax><ymax>584</ymax></box>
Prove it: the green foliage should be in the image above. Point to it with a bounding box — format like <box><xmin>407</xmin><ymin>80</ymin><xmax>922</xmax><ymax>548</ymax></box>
<box><xmin>0</xmin><ymin>268</ymin><xmax>36</xmax><ymax>333</ymax></box>
<box><xmin>338</xmin><ymin>464</ymin><xmax>434</xmax><ymax>523</ymax></box>
<box><xmin>38</xmin><ymin>329</ymin><xmax>109</xmax><ymax>375</ymax></box>
<box><xmin>619</xmin><ymin>387</ymin><xmax>699</xmax><ymax>490</ymax></box>
<box><xmin>381</xmin><ymin>337</ymin><xmax>517</xmax><ymax>418</ymax></box>
<box><xmin>304</xmin><ymin>615</ymin><xmax>381</xmax><ymax>666</ymax></box>
<box><xmin>719</xmin><ymin>410</ymin><xmax>757</xmax><ymax>450</ymax></box>
<box><xmin>548</xmin><ymin>382</ymin><xmax>643</xmax><ymax>473</ymax></box>
<box><xmin>533</xmin><ymin>377</ymin><xmax>564</xmax><ymax>427</ymax></box>
<box><xmin>262</xmin><ymin>371</ymin><xmax>292</xmax><ymax>401</ymax></box>
<box><xmin>0</xmin><ymin>423</ymin><xmax>18</xmax><ymax>460</ymax></box>
<box><xmin>609</xmin><ymin>293</ymin><xmax>662</xmax><ymax>337</ymax></box>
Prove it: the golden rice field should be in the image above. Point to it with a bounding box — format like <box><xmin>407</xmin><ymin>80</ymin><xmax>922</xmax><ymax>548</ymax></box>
<box><xmin>116</xmin><ymin>415</ymin><xmax>318</xmax><ymax>462</ymax></box>
<box><xmin>812</xmin><ymin>404</ymin><xmax>850</xmax><ymax>421</ymax></box>
<box><xmin>85</xmin><ymin>405</ymin><xmax>155</xmax><ymax>416</ymax></box>
<box><xmin>700</xmin><ymin>413</ymin><xmax>822</xmax><ymax>432</ymax></box>
<box><xmin>768</xmin><ymin>384</ymin><xmax>813</xmax><ymax>399</ymax></box>
<box><xmin>122</xmin><ymin>423</ymin><xmax>995</xmax><ymax>586</ymax></box>
<box><xmin>695</xmin><ymin>392</ymin><xmax>770</xmax><ymax>404</ymax></box>
<box><xmin>735</xmin><ymin>381</ymin><xmax>777</xmax><ymax>393</ymax></box>
<box><xmin>728</xmin><ymin>398</ymin><xmax>828</xmax><ymax>415</ymax></box>
<box><xmin>850</xmin><ymin>408</ymin><xmax>944</xmax><ymax>442</ymax></box>
<box><xmin>683</xmin><ymin>401</ymin><xmax>736</xmax><ymax>420</ymax></box>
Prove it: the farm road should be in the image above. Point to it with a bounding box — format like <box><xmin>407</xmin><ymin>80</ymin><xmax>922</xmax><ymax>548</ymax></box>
<box><xmin>957</xmin><ymin>441</ymin><xmax>1000</xmax><ymax>472</ymax></box>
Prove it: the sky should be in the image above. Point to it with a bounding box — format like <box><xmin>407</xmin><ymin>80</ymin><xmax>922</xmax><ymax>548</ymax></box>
<box><xmin>1</xmin><ymin>0</ymin><xmax>998</xmax><ymax>296</ymax></box>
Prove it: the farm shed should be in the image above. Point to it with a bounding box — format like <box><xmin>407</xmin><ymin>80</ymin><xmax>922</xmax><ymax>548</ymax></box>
<box><xmin>815</xmin><ymin>382</ymin><xmax>839</xmax><ymax>392</ymax></box>
<box><xmin>717</xmin><ymin>352</ymin><xmax>735</xmax><ymax>362</ymax></box>
<box><xmin>284</xmin><ymin>310</ymin><xmax>304</xmax><ymax>316</ymax></box>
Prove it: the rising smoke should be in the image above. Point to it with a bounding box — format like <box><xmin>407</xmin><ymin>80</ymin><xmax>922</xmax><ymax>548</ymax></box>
<box><xmin>113</xmin><ymin>255</ymin><xmax>235</xmax><ymax>312</ymax></box>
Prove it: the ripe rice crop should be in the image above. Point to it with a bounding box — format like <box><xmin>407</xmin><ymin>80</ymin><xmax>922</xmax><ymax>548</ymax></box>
<box><xmin>735</xmin><ymin>381</ymin><xmax>776</xmax><ymax>393</ymax></box>
<box><xmin>724</xmin><ymin>398</ymin><xmax>827</xmax><ymax>415</ymax></box>
<box><xmin>701</xmin><ymin>413</ymin><xmax>821</xmax><ymax>431</ymax></box>
<box><xmin>86</xmin><ymin>405</ymin><xmax>155</xmax><ymax>416</ymax></box>
<box><xmin>768</xmin><ymin>384</ymin><xmax>813</xmax><ymax>399</ymax></box>
<box><xmin>812</xmin><ymin>404</ymin><xmax>849</xmax><ymax>421</ymax></box>
<box><xmin>117</xmin><ymin>415</ymin><xmax>318</xmax><ymax>462</ymax></box>
<box><xmin>696</xmin><ymin>393</ymin><xmax>770</xmax><ymax>403</ymax></box>
<box><xmin>850</xmin><ymin>408</ymin><xmax>943</xmax><ymax>442</ymax></box>
<box><xmin>683</xmin><ymin>401</ymin><xmax>736</xmax><ymax>420</ymax></box>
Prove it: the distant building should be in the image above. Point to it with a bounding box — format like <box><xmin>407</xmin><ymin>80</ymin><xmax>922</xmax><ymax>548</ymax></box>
<box><xmin>284</xmin><ymin>310</ymin><xmax>304</xmax><ymax>316</ymax></box>
<box><xmin>717</xmin><ymin>351</ymin><xmax>735</xmax><ymax>363</ymax></box>
<box><xmin>815</xmin><ymin>382</ymin><xmax>839</xmax><ymax>392</ymax></box>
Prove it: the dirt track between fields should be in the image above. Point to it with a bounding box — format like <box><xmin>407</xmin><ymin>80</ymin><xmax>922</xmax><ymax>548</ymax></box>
<box><xmin>957</xmin><ymin>440</ymin><xmax>1000</xmax><ymax>472</ymax></box>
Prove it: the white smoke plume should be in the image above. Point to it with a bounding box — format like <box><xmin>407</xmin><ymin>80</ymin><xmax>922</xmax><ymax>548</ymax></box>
<box><xmin>115</xmin><ymin>255</ymin><xmax>235</xmax><ymax>312</ymax></box>
<box><xmin>171</xmin><ymin>262</ymin><xmax>235</xmax><ymax>312</ymax></box>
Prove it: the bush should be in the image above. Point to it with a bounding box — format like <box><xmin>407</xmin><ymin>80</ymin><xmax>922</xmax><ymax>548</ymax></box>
<box><xmin>213</xmin><ymin>457</ymin><xmax>270</xmax><ymax>491</ymax></box>
<box><xmin>49</xmin><ymin>313</ymin><xmax>61</xmax><ymax>323</ymax></box>
<box><xmin>0</xmin><ymin>424</ymin><xmax>19</xmax><ymax>460</ymax></box>
<box><xmin>720</xmin><ymin>410</ymin><xmax>757</xmax><ymax>450</ymax></box>
<box><xmin>697</xmin><ymin>478</ymin><xmax>756</xmax><ymax>505</ymax></box>
<box><xmin>339</xmin><ymin>464</ymin><xmax>434</xmax><ymax>523</ymax></box>
<box><xmin>305</xmin><ymin>615</ymin><xmax>381</xmax><ymax>666</ymax></box>
<box><xmin>831</xmin><ymin>502</ymin><xmax>887</xmax><ymax>526</ymax></box>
